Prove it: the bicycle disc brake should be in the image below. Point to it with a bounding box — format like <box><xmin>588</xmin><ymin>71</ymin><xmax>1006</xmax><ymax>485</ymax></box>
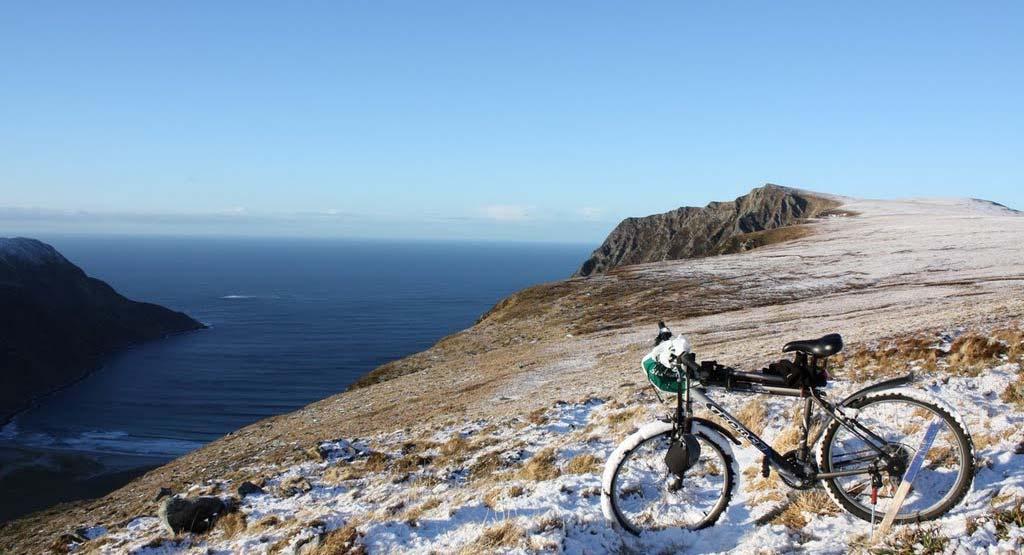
<box><xmin>665</xmin><ymin>433</ymin><xmax>701</xmax><ymax>478</ymax></box>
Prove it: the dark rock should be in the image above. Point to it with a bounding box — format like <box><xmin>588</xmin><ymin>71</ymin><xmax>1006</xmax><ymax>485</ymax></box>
<box><xmin>238</xmin><ymin>481</ymin><xmax>265</xmax><ymax>497</ymax></box>
<box><xmin>0</xmin><ymin>237</ymin><xmax>205</xmax><ymax>422</ymax></box>
<box><xmin>157</xmin><ymin>495</ymin><xmax>228</xmax><ymax>534</ymax></box>
<box><xmin>574</xmin><ymin>184</ymin><xmax>839</xmax><ymax>276</ymax></box>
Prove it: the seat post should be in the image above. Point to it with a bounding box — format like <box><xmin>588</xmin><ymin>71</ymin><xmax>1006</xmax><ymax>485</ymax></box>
<box><xmin>799</xmin><ymin>396</ymin><xmax>813</xmax><ymax>460</ymax></box>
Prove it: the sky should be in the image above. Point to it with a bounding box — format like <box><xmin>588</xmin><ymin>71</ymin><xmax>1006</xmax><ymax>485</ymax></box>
<box><xmin>1</xmin><ymin>1</ymin><xmax>1022</xmax><ymax>243</ymax></box>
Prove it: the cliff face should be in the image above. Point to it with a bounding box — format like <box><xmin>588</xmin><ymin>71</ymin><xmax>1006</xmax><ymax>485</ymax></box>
<box><xmin>0</xmin><ymin>238</ymin><xmax>205</xmax><ymax>422</ymax></box>
<box><xmin>574</xmin><ymin>184</ymin><xmax>839</xmax><ymax>276</ymax></box>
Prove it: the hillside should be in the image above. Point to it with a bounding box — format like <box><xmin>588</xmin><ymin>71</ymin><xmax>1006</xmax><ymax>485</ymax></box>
<box><xmin>0</xmin><ymin>238</ymin><xmax>205</xmax><ymax>423</ymax></box>
<box><xmin>3</xmin><ymin>195</ymin><xmax>1024</xmax><ymax>554</ymax></box>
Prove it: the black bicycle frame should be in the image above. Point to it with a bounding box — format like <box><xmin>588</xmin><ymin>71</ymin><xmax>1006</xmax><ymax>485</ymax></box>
<box><xmin>670</xmin><ymin>362</ymin><xmax>898</xmax><ymax>483</ymax></box>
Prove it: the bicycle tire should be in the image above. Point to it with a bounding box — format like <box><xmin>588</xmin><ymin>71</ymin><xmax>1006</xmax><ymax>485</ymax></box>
<box><xmin>816</xmin><ymin>388</ymin><xmax>975</xmax><ymax>523</ymax></box>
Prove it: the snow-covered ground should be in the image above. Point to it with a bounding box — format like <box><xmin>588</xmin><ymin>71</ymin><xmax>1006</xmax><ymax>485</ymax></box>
<box><xmin>73</xmin><ymin>335</ymin><xmax>1024</xmax><ymax>554</ymax></box>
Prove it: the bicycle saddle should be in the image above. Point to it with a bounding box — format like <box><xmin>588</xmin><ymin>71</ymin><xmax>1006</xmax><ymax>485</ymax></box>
<box><xmin>782</xmin><ymin>333</ymin><xmax>843</xmax><ymax>357</ymax></box>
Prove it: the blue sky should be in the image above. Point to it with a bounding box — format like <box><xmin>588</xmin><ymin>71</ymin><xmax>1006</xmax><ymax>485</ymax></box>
<box><xmin>1</xmin><ymin>1</ymin><xmax>1021</xmax><ymax>243</ymax></box>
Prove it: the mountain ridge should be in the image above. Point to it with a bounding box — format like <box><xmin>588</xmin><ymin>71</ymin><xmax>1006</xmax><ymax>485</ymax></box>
<box><xmin>574</xmin><ymin>184</ymin><xmax>841</xmax><ymax>277</ymax></box>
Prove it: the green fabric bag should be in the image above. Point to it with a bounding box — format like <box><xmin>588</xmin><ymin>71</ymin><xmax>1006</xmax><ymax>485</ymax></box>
<box><xmin>642</xmin><ymin>355</ymin><xmax>685</xmax><ymax>393</ymax></box>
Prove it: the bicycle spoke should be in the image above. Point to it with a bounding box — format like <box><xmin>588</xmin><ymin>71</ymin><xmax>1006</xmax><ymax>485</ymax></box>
<box><xmin>611</xmin><ymin>432</ymin><xmax>730</xmax><ymax>532</ymax></box>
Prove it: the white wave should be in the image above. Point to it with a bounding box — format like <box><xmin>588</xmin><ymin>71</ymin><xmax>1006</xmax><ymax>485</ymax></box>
<box><xmin>0</xmin><ymin>420</ymin><xmax>17</xmax><ymax>440</ymax></box>
<box><xmin>220</xmin><ymin>294</ymin><xmax>280</xmax><ymax>300</ymax></box>
<box><xmin>3</xmin><ymin>427</ymin><xmax>202</xmax><ymax>457</ymax></box>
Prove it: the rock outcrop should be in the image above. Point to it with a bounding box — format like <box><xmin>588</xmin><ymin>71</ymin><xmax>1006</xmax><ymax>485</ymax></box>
<box><xmin>158</xmin><ymin>495</ymin><xmax>230</xmax><ymax>534</ymax></box>
<box><xmin>574</xmin><ymin>184</ymin><xmax>839</xmax><ymax>276</ymax></box>
<box><xmin>0</xmin><ymin>237</ymin><xmax>205</xmax><ymax>422</ymax></box>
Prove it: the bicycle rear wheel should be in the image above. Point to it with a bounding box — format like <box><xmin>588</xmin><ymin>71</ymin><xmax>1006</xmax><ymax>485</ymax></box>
<box><xmin>817</xmin><ymin>389</ymin><xmax>974</xmax><ymax>523</ymax></box>
<box><xmin>602</xmin><ymin>422</ymin><xmax>736</xmax><ymax>534</ymax></box>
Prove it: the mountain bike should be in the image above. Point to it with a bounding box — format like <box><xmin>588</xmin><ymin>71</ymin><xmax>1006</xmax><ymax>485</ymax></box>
<box><xmin>600</xmin><ymin>322</ymin><xmax>975</xmax><ymax>534</ymax></box>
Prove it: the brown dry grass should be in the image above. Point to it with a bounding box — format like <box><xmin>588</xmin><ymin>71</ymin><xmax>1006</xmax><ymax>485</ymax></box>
<box><xmin>534</xmin><ymin>515</ymin><xmax>565</xmax><ymax>533</ymax></box>
<box><xmin>773</xmin><ymin>425</ymin><xmax>802</xmax><ymax>453</ymax></box>
<box><xmin>363</xmin><ymin>452</ymin><xmax>389</xmax><ymax>472</ymax></box>
<box><xmin>746</xmin><ymin>474</ymin><xmax>785</xmax><ymax>505</ymax></box>
<box><xmin>924</xmin><ymin>445</ymin><xmax>959</xmax><ymax>470</ymax></box>
<box><xmin>215</xmin><ymin>511</ymin><xmax>247</xmax><ymax>538</ymax></box>
<box><xmin>772</xmin><ymin>490</ymin><xmax>839</xmax><ymax>529</ymax></box>
<box><xmin>392</xmin><ymin>454</ymin><xmax>433</xmax><ymax>473</ymax></box>
<box><xmin>834</xmin><ymin>328</ymin><xmax>1024</xmax><ymax>381</ymax></box>
<box><xmin>403</xmin><ymin>497</ymin><xmax>442</xmax><ymax>524</ymax></box>
<box><xmin>435</xmin><ymin>435</ymin><xmax>473</xmax><ymax>468</ymax></box>
<box><xmin>605</xmin><ymin>406</ymin><xmax>643</xmax><ymax>427</ymax></box>
<box><xmin>527</xmin><ymin>407</ymin><xmax>548</xmax><ymax>425</ymax></box>
<box><xmin>399</xmin><ymin>440</ymin><xmax>439</xmax><ymax>454</ymax></box>
<box><xmin>478</xmin><ymin>483</ymin><xmax>526</xmax><ymax>509</ymax></box>
<box><xmin>458</xmin><ymin>521</ymin><xmax>525</xmax><ymax>554</ymax></box>
<box><xmin>324</xmin><ymin>449</ymin><xmax>408</xmax><ymax>483</ymax></box>
<box><xmin>278</xmin><ymin>475</ymin><xmax>312</xmax><ymax>496</ymax></box>
<box><xmin>868</xmin><ymin>524</ymin><xmax>948</xmax><ymax>555</ymax></box>
<box><xmin>604</xmin><ymin>405</ymin><xmax>646</xmax><ymax>440</ymax></box>
<box><xmin>564</xmin><ymin>453</ymin><xmax>601</xmax><ymax>474</ymax></box>
<box><xmin>734</xmin><ymin>400</ymin><xmax>768</xmax><ymax>436</ymax></box>
<box><xmin>994</xmin><ymin>327</ymin><xmax>1024</xmax><ymax>359</ymax></box>
<box><xmin>253</xmin><ymin>515</ymin><xmax>282</xmax><ymax>529</ymax></box>
<box><xmin>482</xmin><ymin>488</ymin><xmax>504</xmax><ymax>510</ymax></box>
<box><xmin>990</xmin><ymin>497</ymin><xmax>1024</xmax><ymax>540</ymax></box>
<box><xmin>714</xmin><ymin>225</ymin><xmax>816</xmax><ymax>255</ymax></box>
<box><xmin>947</xmin><ymin>335</ymin><xmax>1008</xmax><ymax>375</ymax></box>
<box><xmin>834</xmin><ymin>336</ymin><xmax>941</xmax><ymax>381</ymax></box>
<box><xmin>324</xmin><ymin>465</ymin><xmax>360</xmax><ymax>483</ymax></box>
<box><xmin>309</xmin><ymin>524</ymin><xmax>365</xmax><ymax>555</ymax></box>
<box><xmin>469</xmin><ymin>452</ymin><xmax>509</xmax><ymax>482</ymax></box>
<box><xmin>1001</xmin><ymin>373</ymin><xmax>1024</xmax><ymax>409</ymax></box>
<box><xmin>518</xmin><ymin>448</ymin><xmax>560</xmax><ymax>481</ymax></box>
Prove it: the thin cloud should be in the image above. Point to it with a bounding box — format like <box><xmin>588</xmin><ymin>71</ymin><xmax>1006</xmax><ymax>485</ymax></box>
<box><xmin>578</xmin><ymin>206</ymin><xmax>604</xmax><ymax>221</ymax></box>
<box><xmin>0</xmin><ymin>206</ymin><xmax>358</xmax><ymax>226</ymax></box>
<box><xmin>481</xmin><ymin>204</ymin><xmax>531</xmax><ymax>222</ymax></box>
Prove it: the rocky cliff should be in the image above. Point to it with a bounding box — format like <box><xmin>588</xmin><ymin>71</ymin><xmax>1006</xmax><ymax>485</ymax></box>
<box><xmin>0</xmin><ymin>238</ymin><xmax>205</xmax><ymax>422</ymax></box>
<box><xmin>574</xmin><ymin>184</ymin><xmax>840</xmax><ymax>276</ymax></box>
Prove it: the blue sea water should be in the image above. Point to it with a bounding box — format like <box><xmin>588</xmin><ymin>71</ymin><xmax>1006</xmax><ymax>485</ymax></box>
<box><xmin>0</xmin><ymin>236</ymin><xmax>589</xmax><ymax>466</ymax></box>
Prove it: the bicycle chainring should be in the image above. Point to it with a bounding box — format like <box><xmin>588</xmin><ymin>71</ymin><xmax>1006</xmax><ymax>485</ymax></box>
<box><xmin>778</xmin><ymin>450</ymin><xmax>818</xmax><ymax>490</ymax></box>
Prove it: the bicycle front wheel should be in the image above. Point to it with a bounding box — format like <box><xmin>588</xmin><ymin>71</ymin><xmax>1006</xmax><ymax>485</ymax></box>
<box><xmin>602</xmin><ymin>422</ymin><xmax>736</xmax><ymax>535</ymax></box>
<box><xmin>817</xmin><ymin>389</ymin><xmax>975</xmax><ymax>523</ymax></box>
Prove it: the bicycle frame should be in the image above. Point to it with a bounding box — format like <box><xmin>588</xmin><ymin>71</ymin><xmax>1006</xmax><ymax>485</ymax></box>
<box><xmin>671</xmin><ymin>363</ymin><xmax>900</xmax><ymax>484</ymax></box>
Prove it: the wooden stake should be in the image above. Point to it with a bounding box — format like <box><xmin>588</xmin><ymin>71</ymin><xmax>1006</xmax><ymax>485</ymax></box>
<box><xmin>870</xmin><ymin>419</ymin><xmax>943</xmax><ymax>544</ymax></box>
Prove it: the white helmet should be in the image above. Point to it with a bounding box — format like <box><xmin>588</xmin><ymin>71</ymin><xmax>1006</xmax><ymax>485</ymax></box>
<box><xmin>655</xmin><ymin>335</ymin><xmax>692</xmax><ymax>367</ymax></box>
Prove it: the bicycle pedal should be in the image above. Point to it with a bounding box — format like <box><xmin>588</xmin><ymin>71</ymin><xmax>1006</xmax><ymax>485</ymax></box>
<box><xmin>761</xmin><ymin>456</ymin><xmax>770</xmax><ymax>478</ymax></box>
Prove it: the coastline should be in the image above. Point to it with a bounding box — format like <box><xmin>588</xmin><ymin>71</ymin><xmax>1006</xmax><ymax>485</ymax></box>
<box><xmin>0</xmin><ymin>444</ymin><xmax>161</xmax><ymax>524</ymax></box>
<box><xmin>0</xmin><ymin>326</ymin><xmax>208</xmax><ymax>428</ymax></box>
<box><xmin>0</xmin><ymin>327</ymin><xmax>207</xmax><ymax>523</ymax></box>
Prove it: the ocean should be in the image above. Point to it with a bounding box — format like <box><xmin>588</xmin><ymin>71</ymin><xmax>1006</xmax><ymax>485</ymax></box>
<box><xmin>0</xmin><ymin>235</ymin><xmax>589</xmax><ymax>520</ymax></box>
